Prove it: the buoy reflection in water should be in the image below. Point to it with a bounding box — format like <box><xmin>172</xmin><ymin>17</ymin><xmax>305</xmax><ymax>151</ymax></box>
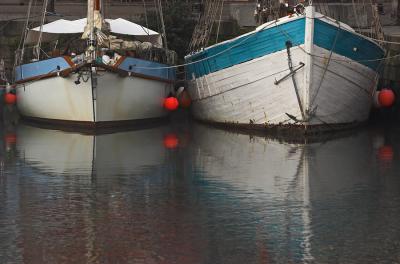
<box><xmin>0</xmin><ymin>122</ymin><xmax>400</xmax><ymax>263</ymax></box>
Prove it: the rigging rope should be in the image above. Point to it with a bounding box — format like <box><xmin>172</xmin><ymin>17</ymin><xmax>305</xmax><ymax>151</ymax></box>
<box><xmin>189</xmin><ymin>0</ymin><xmax>224</xmax><ymax>51</ymax></box>
<box><xmin>142</xmin><ymin>0</ymin><xmax>151</xmax><ymax>42</ymax></box>
<box><xmin>351</xmin><ymin>0</ymin><xmax>362</xmax><ymax>32</ymax></box>
<box><xmin>215</xmin><ymin>0</ymin><xmax>225</xmax><ymax>43</ymax></box>
<box><xmin>13</xmin><ymin>10</ymin><xmax>400</xmax><ymax>73</ymax></box>
<box><xmin>14</xmin><ymin>0</ymin><xmax>35</xmax><ymax>82</ymax></box>
<box><xmin>309</xmin><ymin>19</ymin><xmax>341</xmax><ymax>108</ymax></box>
<box><xmin>131</xmin><ymin>15</ymin><xmax>400</xmax><ymax>71</ymax></box>
<box><xmin>156</xmin><ymin>0</ymin><xmax>168</xmax><ymax>50</ymax></box>
<box><xmin>18</xmin><ymin>0</ymin><xmax>34</xmax><ymax>63</ymax></box>
<box><xmin>36</xmin><ymin>0</ymin><xmax>49</xmax><ymax>60</ymax></box>
<box><xmin>153</xmin><ymin>0</ymin><xmax>161</xmax><ymax>37</ymax></box>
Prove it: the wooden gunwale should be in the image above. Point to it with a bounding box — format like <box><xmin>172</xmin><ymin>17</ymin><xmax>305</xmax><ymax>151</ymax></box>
<box><xmin>16</xmin><ymin>56</ymin><xmax>174</xmax><ymax>85</ymax></box>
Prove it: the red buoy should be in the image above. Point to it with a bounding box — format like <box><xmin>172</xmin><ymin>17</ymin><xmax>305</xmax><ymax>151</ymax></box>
<box><xmin>163</xmin><ymin>133</ymin><xmax>179</xmax><ymax>149</ymax></box>
<box><xmin>4</xmin><ymin>93</ymin><xmax>16</xmax><ymax>105</ymax></box>
<box><xmin>163</xmin><ymin>97</ymin><xmax>179</xmax><ymax>111</ymax></box>
<box><xmin>4</xmin><ymin>133</ymin><xmax>17</xmax><ymax>145</ymax></box>
<box><xmin>378</xmin><ymin>145</ymin><xmax>393</xmax><ymax>162</ymax></box>
<box><xmin>378</xmin><ymin>89</ymin><xmax>395</xmax><ymax>108</ymax></box>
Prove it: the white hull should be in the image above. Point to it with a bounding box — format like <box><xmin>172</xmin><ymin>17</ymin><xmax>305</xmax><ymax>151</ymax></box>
<box><xmin>188</xmin><ymin>46</ymin><xmax>307</xmax><ymax>125</ymax></box>
<box><xmin>187</xmin><ymin>45</ymin><xmax>377</xmax><ymax>127</ymax></box>
<box><xmin>16</xmin><ymin>71</ymin><xmax>170</xmax><ymax>125</ymax></box>
<box><xmin>308</xmin><ymin>46</ymin><xmax>377</xmax><ymax>125</ymax></box>
<box><xmin>186</xmin><ymin>8</ymin><xmax>382</xmax><ymax>130</ymax></box>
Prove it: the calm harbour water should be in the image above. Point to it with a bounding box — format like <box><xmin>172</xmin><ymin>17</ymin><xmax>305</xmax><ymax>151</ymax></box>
<box><xmin>1</xmin><ymin>114</ymin><xmax>400</xmax><ymax>264</ymax></box>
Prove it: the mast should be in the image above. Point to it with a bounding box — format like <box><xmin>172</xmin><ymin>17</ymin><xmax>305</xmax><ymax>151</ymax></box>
<box><xmin>83</xmin><ymin>0</ymin><xmax>107</xmax><ymax>62</ymax></box>
<box><xmin>83</xmin><ymin>0</ymin><xmax>96</xmax><ymax>62</ymax></box>
<box><xmin>156</xmin><ymin>0</ymin><xmax>168</xmax><ymax>49</ymax></box>
<box><xmin>94</xmin><ymin>0</ymin><xmax>100</xmax><ymax>11</ymax></box>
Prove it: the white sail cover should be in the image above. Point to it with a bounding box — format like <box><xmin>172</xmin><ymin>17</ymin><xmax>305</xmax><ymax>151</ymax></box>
<box><xmin>31</xmin><ymin>19</ymin><xmax>87</xmax><ymax>34</ymax></box>
<box><xmin>106</xmin><ymin>18</ymin><xmax>159</xmax><ymax>36</ymax></box>
<box><xmin>26</xmin><ymin>18</ymin><xmax>162</xmax><ymax>46</ymax></box>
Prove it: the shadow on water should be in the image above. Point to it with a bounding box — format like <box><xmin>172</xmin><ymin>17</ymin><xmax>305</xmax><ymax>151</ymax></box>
<box><xmin>0</xmin><ymin>106</ymin><xmax>400</xmax><ymax>263</ymax></box>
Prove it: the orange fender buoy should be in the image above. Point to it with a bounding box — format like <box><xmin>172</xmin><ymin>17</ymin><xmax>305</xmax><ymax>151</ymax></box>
<box><xmin>163</xmin><ymin>97</ymin><xmax>179</xmax><ymax>111</ymax></box>
<box><xmin>378</xmin><ymin>89</ymin><xmax>395</xmax><ymax>108</ymax></box>
<box><xmin>5</xmin><ymin>133</ymin><xmax>17</xmax><ymax>145</ymax></box>
<box><xmin>378</xmin><ymin>145</ymin><xmax>393</xmax><ymax>162</ymax></box>
<box><xmin>163</xmin><ymin>133</ymin><xmax>179</xmax><ymax>149</ymax></box>
<box><xmin>4</xmin><ymin>93</ymin><xmax>16</xmax><ymax>105</ymax></box>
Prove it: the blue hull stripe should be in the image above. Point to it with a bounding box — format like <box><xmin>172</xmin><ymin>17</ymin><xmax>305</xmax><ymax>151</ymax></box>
<box><xmin>15</xmin><ymin>57</ymin><xmax>71</xmax><ymax>82</ymax></box>
<box><xmin>186</xmin><ymin>17</ymin><xmax>384</xmax><ymax>79</ymax></box>
<box><xmin>313</xmin><ymin>19</ymin><xmax>384</xmax><ymax>71</ymax></box>
<box><xmin>15</xmin><ymin>56</ymin><xmax>176</xmax><ymax>82</ymax></box>
<box><xmin>118</xmin><ymin>57</ymin><xmax>176</xmax><ymax>81</ymax></box>
<box><xmin>185</xmin><ymin>18</ymin><xmax>306</xmax><ymax>79</ymax></box>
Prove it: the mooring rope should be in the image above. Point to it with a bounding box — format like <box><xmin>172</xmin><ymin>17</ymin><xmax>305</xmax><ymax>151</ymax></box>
<box><xmin>309</xmin><ymin>19</ymin><xmax>341</xmax><ymax>108</ymax></box>
<box><xmin>11</xmin><ymin>12</ymin><xmax>400</xmax><ymax>73</ymax></box>
<box><xmin>127</xmin><ymin>14</ymin><xmax>400</xmax><ymax>71</ymax></box>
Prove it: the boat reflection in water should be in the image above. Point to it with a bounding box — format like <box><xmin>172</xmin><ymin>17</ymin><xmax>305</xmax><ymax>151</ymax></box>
<box><xmin>188</xmin><ymin>123</ymin><xmax>399</xmax><ymax>263</ymax></box>
<box><xmin>1</xmin><ymin>121</ymin><xmax>399</xmax><ymax>263</ymax></box>
<box><xmin>4</xmin><ymin>123</ymin><xmax>180</xmax><ymax>264</ymax></box>
<box><xmin>16</xmin><ymin>123</ymin><xmax>168</xmax><ymax>177</ymax></box>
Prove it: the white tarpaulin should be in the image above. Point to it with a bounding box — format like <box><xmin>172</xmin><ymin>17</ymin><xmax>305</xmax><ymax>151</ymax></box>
<box><xmin>106</xmin><ymin>18</ymin><xmax>159</xmax><ymax>36</ymax></box>
<box><xmin>26</xmin><ymin>18</ymin><xmax>162</xmax><ymax>46</ymax></box>
<box><xmin>31</xmin><ymin>18</ymin><xmax>87</xmax><ymax>34</ymax></box>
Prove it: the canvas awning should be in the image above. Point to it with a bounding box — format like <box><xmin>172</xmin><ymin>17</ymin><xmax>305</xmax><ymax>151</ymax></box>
<box><xmin>25</xmin><ymin>18</ymin><xmax>162</xmax><ymax>46</ymax></box>
<box><xmin>31</xmin><ymin>18</ymin><xmax>87</xmax><ymax>34</ymax></box>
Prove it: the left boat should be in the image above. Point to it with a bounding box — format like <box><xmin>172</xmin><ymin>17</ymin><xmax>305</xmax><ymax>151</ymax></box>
<box><xmin>13</xmin><ymin>0</ymin><xmax>176</xmax><ymax>128</ymax></box>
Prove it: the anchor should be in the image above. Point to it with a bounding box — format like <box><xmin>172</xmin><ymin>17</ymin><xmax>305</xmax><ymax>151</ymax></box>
<box><xmin>282</xmin><ymin>40</ymin><xmax>307</xmax><ymax>121</ymax></box>
<box><xmin>274</xmin><ymin>62</ymin><xmax>305</xmax><ymax>85</ymax></box>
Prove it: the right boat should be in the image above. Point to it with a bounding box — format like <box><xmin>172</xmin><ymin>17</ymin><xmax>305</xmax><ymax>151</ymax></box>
<box><xmin>184</xmin><ymin>3</ymin><xmax>385</xmax><ymax>133</ymax></box>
